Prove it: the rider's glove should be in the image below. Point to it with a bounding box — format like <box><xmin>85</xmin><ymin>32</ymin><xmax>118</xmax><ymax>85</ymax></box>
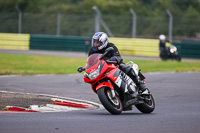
<box><xmin>110</xmin><ymin>57</ymin><xmax>118</xmax><ymax>63</ymax></box>
<box><xmin>77</xmin><ymin>67</ymin><xmax>85</xmax><ymax>73</ymax></box>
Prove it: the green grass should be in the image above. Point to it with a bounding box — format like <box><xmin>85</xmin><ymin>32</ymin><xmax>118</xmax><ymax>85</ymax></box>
<box><xmin>0</xmin><ymin>53</ymin><xmax>200</xmax><ymax>75</ymax></box>
<box><xmin>0</xmin><ymin>53</ymin><xmax>86</xmax><ymax>75</ymax></box>
<box><xmin>123</xmin><ymin>59</ymin><xmax>200</xmax><ymax>73</ymax></box>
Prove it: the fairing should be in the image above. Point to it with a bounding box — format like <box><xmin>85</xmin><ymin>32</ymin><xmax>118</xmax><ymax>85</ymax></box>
<box><xmin>84</xmin><ymin>53</ymin><xmax>119</xmax><ymax>92</ymax></box>
<box><xmin>85</xmin><ymin>53</ymin><xmax>101</xmax><ymax>70</ymax></box>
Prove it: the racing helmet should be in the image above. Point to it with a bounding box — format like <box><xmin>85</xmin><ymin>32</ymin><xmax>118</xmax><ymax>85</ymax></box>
<box><xmin>92</xmin><ymin>32</ymin><xmax>108</xmax><ymax>50</ymax></box>
<box><xmin>159</xmin><ymin>34</ymin><xmax>166</xmax><ymax>41</ymax></box>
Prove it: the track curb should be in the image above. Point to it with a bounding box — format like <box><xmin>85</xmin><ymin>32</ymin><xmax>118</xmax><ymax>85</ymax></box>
<box><xmin>0</xmin><ymin>91</ymin><xmax>102</xmax><ymax>113</ymax></box>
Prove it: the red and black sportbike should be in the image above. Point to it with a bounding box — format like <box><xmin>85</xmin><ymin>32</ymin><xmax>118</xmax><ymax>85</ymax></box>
<box><xmin>77</xmin><ymin>48</ymin><xmax>155</xmax><ymax>115</ymax></box>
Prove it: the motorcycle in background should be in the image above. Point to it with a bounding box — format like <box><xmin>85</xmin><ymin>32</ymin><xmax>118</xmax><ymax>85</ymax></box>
<box><xmin>160</xmin><ymin>45</ymin><xmax>181</xmax><ymax>61</ymax></box>
<box><xmin>77</xmin><ymin>47</ymin><xmax>155</xmax><ymax>115</ymax></box>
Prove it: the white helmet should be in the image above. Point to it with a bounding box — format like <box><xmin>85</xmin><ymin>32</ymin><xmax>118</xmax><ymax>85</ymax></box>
<box><xmin>159</xmin><ymin>34</ymin><xmax>166</xmax><ymax>41</ymax></box>
<box><xmin>92</xmin><ymin>32</ymin><xmax>108</xmax><ymax>50</ymax></box>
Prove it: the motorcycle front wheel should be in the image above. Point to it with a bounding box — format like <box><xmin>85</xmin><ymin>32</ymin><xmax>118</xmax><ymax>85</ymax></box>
<box><xmin>97</xmin><ymin>87</ymin><xmax>123</xmax><ymax>115</ymax></box>
<box><xmin>160</xmin><ymin>52</ymin><xmax>168</xmax><ymax>61</ymax></box>
<box><xmin>176</xmin><ymin>55</ymin><xmax>181</xmax><ymax>61</ymax></box>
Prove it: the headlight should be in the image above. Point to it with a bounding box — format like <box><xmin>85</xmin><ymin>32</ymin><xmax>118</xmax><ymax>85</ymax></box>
<box><xmin>88</xmin><ymin>69</ymin><xmax>100</xmax><ymax>80</ymax></box>
<box><xmin>170</xmin><ymin>48</ymin><xmax>174</xmax><ymax>53</ymax></box>
<box><xmin>170</xmin><ymin>46</ymin><xmax>177</xmax><ymax>53</ymax></box>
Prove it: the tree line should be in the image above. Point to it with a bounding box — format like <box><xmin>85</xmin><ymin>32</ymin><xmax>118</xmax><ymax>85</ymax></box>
<box><xmin>0</xmin><ymin>0</ymin><xmax>199</xmax><ymax>39</ymax></box>
<box><xmin>1</xmin><ymin>0</ymin><xmax>199</xmax><ymax>16</ymax></box>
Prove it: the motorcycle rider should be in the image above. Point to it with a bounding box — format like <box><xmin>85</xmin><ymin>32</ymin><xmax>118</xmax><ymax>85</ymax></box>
<box><xmin>159</xmin><ymin>34</ymin><xmax>167</xmax><ymax>56</ymax></box>
<box><xmin>88</xmin><ymin>32</ymin><xmax>149</xmax><ymax>96</ymax></box>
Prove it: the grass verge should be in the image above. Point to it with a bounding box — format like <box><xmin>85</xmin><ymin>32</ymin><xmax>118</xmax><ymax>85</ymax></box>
<box><xmin>0</xmin><ymin>53</ymin><xmax>199</xmax><ymax>75</ymax></box>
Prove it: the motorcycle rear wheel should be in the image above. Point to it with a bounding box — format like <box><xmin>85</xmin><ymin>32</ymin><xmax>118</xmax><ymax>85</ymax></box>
<box><xmin>135</xmin><ymin>93</ymin><xmax>155</xmax><ymax>113</ymax></box>
<box><xmin>97</xmin><ymin>87</ymin><xmax>122</xmax><ymax>115</ymax></box>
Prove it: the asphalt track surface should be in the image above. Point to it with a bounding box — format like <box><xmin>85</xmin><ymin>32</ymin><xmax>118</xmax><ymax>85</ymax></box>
<box><xmin>0</xmin><ymin>72</ymin><xmax>200</xmax><ymax>133</ymax></box>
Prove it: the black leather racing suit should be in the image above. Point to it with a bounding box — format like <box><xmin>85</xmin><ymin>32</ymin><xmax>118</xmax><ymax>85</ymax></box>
<box><xmin>88</xmin><ymin>43</ymin><xmax>121</xmax><ymax>61</ymax></box>
<box><xmin>159</xmin><ymin>40</ymin><xmax>167</xmax><ymax>54</ymax></box>
<box><xmin>88</xmin><ymin>43</ymin><xmax>138</xmax><ymax>83</ymax></box>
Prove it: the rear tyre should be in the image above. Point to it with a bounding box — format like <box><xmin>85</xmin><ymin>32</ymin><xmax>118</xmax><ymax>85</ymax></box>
<box><xmin>97</xmin><ymin>87</ymin><xmax>122</xmax><ymax>115</ymax></box>
<box><xmin>135</xmin><ymin>91</ymin><xmax>155</xmax><ymax>113</ymax></box>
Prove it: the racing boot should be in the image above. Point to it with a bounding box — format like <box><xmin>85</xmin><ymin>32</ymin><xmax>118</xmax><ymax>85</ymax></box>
<box><xmin>136</xmin><ymin>81</ymin><xmax>149</xmax><ymax>95</ymax></box>
<box><xmin>127</xmin><ymin>69</ymin><xmax>149</xmax><ymax>95</ymax></box>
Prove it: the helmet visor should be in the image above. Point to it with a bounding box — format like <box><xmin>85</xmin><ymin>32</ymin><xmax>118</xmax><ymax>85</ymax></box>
<box><xmin>93</xmin><ymin>40</ymin><xmax>102</xmax><ymax>47</ymax></box>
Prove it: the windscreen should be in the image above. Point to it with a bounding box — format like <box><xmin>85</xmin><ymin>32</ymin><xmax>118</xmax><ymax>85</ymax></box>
<box><xmin>85</xmin><ymin>53</ymin><xmax>102</xmax><ymax>69</ymax></box>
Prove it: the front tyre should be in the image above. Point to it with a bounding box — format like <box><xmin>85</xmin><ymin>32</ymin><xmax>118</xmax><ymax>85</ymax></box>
<box><xmin>135</xmin><ymin>92</ymin><xmax>155</xmax><ymax>114</ymax></box>
<box><xmin>160</xmin><ymin>52</ymin><xmax>167</xmax><ymax>61</ymax></box>
<box><xmin>176</xmin><ymin>55</ymin><xmax>181</xmax><ymax>61</ymax></box>
<box><xmin>97</xmin><ymin>87</ymin><xmax>122</xmax><ymax>115</ymax></box>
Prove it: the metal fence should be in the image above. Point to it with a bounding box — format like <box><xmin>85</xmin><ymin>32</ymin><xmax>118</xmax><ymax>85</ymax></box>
<box><xmin>0</xmin><ymin>12</ymin><xmax>199</xmax><ymax>40</ymax></box>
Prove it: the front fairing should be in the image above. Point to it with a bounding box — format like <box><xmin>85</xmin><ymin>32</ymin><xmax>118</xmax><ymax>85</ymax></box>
<box><xmin>84</xmin><ymin>54</ymin><xmax>109</xmax><ymax>83</ymax></box>
<box><xmin>170</xmin><ymin>45</ymin><xmax>178</xmax><ymax>54</ymax></box>
<box><xmin>84</xmin><ymin>62</ymin><xmax>108</xmax><ymax>83</ymax></box>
